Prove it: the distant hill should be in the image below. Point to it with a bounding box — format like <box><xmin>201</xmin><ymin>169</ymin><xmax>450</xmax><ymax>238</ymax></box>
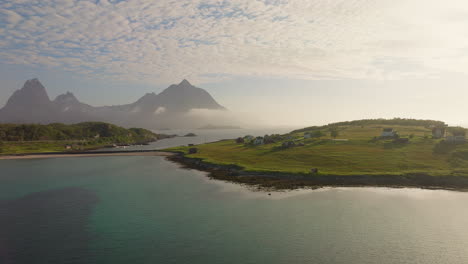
<box><xmin>197</xmin><ymin>124</ymin><xmax>242</xmax><ymax>130</ymax></box>
<box><xmin>0</xmin><ymin>122</ymin><xmax>159</xmax><ymax>142</ymax></box>
<box><xmin>292</xmin><ymin>118</ymin><xmax>447</xmax><ymax>133</ymax></box>
<box><xmin>0</xmin><ymin>79</ymin><xmax>228</xmax><ymax>129</ymax></box>
<box><xmin>0</xmin><ymin>122</ymin><xmax>165</xmax><ymax>154</ymax></box>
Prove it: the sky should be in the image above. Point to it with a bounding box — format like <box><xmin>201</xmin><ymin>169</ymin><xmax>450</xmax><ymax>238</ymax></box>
<box><xmin>2</xmin><ymin>0</ymin><xmax>468</xmax><ymax>127</ymax></box>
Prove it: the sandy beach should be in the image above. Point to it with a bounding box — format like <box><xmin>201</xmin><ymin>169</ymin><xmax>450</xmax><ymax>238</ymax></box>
<box><xmin>0</xmin><ymin>151</ymin><xmax>174</xmax><ymax>160</ymax></box>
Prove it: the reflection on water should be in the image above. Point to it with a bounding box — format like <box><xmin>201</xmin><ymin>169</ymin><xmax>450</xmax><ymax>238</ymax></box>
<box><xmin>2</xmin><ymin>157</ymin><xmax>468</xmax><ymax>264</ymax></box>
<box><xmin>0</xmin><ymin>187</ymin><xmax>98</xmax><ymax>264</ymax></box>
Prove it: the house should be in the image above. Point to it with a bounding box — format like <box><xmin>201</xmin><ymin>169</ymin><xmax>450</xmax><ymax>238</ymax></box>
<box><xmin>432</xmin><ymin>127</ymin><xmax>446</xmax><ymax>138</ymax></box>
<box><xmin>446</xmin><ymin>136</ymin><xmax>466</xmax><ymax>144</ymax></box>
<box><xmin>253</xmin><ymin>137</ymin><xmax>264</xmax><ymax>145</ymax></box>
<box><xmin>381</xmin><ymin>128</ymin><xmax>396</xmax><ymax>138</ymax></box>
<box><xmin>188</xmin><ymin>148</ymin><xmax>198</xmax><ymax>154</ymax></box>
<box><xmin>64</xmin><ymin>144</ymin><xmax>72</xmax><ymax>150</ymax></box>
<box><xmin>304</xmin><ymin>132</ymin><xmax>312</xmax><ymax>139</ymax></box>
<box><xmin>394</xmin><ymin>138</ymin><xmax>409</xmax><ymax>144</ymax></box>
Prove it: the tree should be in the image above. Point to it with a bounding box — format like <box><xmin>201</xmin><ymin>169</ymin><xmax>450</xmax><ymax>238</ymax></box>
<box><xmin>312</xmin><ymin>131</ymin><xmax>325</xmax><ymax>138</ymax></box>
<box><xmin>449</xmin><ymin>127</ymin><xmax>466</xmax><ymax>137</ymax></box>
<box><xmin>330</xmin><ymin>127</ymin><xmax>339</xmax><ymax>139</ymax></box>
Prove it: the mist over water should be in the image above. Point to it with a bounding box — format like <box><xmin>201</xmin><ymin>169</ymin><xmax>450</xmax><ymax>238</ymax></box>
<box><xmin>2</xmin><ymin>156</ymin><xmax>468</xmax><ymax>264</ymax></box>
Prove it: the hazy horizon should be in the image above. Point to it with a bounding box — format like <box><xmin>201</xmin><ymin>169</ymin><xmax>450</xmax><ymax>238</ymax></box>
<box><xmin>2</xmin><ymin>0</ymin><xmax>468</xmax><ymax>127</ymax></box>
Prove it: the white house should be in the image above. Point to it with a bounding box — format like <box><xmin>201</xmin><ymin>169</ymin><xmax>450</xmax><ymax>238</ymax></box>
<box><xmin>432</xmin><ymin>127</ymin><xmax>446</xmax><ymax>138</ymax></box>
<box><xmin>381</xmin><ymin>128</ymin><xmax>396</xmax><ymax>137</ymax></box>
<box><xmin>253</xmin><ymin>137</ymin><xmax>264</xmax><ymax>145</ymax></box>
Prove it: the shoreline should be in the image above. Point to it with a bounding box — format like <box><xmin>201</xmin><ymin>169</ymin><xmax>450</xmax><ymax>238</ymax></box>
<box><xmin>0</xmin><ymin>150</ymin><xmax>174</xmax><ymax>160</ymax></box>
<box><xmin>166</xmin><ymin>153</ymin><xmax>468</xmax><ymax>192</ymax></box>
<box><xmin>5</xmin><ymin>149</ymin><xmax>468</xmax><ymax>192</ymax></box>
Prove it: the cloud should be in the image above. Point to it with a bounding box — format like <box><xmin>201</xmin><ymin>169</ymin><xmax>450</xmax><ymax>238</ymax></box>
<box><xmin>1</xmin><ymin>0</ymin><xmax>468</xmax><ymax>84</ymax></box>
<box><xmin>154</xmin><ymin>106</ymin><xmax>166</xmax><ymax>115</ymax></box>
<box><xmin>186</xmin><ymin>108</ymin><xmax>264</xmax><ymax>127</ymax></box>
<box><xmin>0</xmin><ymin>9</ymin><xmax>22</xmax><ymax>25</ymax></box>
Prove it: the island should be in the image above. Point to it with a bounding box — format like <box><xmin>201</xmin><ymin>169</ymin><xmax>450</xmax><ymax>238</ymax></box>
<box><xmin>167</xmin><ymin>118</ymin><xmax>468</xmax><ymax>191</ymax></box>
<box><xmin>0</xmin><ymin>122</ymin><xmax>171</xmax><ymax>155</ymax></box>
<box><xmin>197</xmin><ymin>124</ymin><xmax>242</xmax><ymax>130</ymax></box>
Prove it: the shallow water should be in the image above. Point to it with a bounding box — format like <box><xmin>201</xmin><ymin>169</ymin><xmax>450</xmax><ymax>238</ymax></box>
<box><xmin>96</xmin><ymin>127</ymin><xmax>293</xmax><ymax>151</ymax></box>
<box><xmin>1</xmin><ymin>156</ymin><xmax>468</xmax><ymax>264</ymax></box>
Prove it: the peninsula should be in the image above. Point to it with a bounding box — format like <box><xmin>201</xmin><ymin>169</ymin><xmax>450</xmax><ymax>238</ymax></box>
<box><xmin>167</xmin><ymin>118</ymin><xmax>468</xmax><ymax>191</ymax></box>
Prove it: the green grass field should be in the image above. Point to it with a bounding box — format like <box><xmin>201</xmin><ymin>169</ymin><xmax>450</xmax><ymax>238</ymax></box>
<box><xmin>0</xmin><ymin>141</ymin><xmax>108</xmax><ymax>155</ymax></box>
<box><xmin>168</xmin><ymin>123</ymin><xmax>468</xmax><ymax>176</ymax></box>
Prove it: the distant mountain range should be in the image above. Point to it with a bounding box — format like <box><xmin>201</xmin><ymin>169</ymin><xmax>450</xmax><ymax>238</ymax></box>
<box><xmin>0</xmin><ymin>79</ymin><xmax>228</xmax><ymax>129</ymax></box>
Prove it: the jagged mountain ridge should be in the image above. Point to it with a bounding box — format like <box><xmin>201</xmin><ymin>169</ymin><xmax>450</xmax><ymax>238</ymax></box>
<box><xmin>0</xmin><ymin>78</ymin><xmax>227</xmax><ymax>129</ymax></box>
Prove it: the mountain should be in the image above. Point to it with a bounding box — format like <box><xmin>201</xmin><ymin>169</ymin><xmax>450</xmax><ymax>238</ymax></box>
<box><xmin>0</xmin><ymin>78</ymin><xmax>56</xmax><ymax>123</ymax></box>
<box><xmin>0</xmin><ymin>79</ymin><xmax>229</xmax><ymax>129</ymax></box>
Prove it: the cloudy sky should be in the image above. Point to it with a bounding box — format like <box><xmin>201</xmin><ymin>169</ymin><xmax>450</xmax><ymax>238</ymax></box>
<box><xmin>2</xmin><ymin>0</ymin><xmax>468</xmax><ymax>127</ymax></box>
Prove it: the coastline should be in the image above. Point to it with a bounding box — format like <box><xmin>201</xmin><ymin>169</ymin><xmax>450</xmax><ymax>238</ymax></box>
<box><xmin>167</xmin><ymin>153</ymin><xmax>468</xmax><ymax>192</ymax></box>
<box><xmin>0</xmin><ymin>150</ymin><xmax>174</xmax><ymax>160</ymax></box>
<box><xmin>5</xmin><ymin>149</ymin><xmax>468</xmax><ymax>192</ymax></box>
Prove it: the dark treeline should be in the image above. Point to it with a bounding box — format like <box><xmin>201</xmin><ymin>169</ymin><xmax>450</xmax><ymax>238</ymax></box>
<box><xmin>0</xmin><ymin>122</ymin><xmax>159</xmax><ymax>143</ymax></box>
<box><xmin>293</xmin><ymin>118</ymin><xmax>447</xmax><ymax>133</ymax></box>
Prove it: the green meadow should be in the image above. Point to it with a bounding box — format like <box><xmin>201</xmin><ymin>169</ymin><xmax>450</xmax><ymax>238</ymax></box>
<box><xmin>169</xmin><ymin>120</ymin><xmax>468</xmax><ymax>176</ymax></box>
<box><xmin>0</xmin><ymin>140</ymin><xmax>108</xmax><ymax>154</ymax></box>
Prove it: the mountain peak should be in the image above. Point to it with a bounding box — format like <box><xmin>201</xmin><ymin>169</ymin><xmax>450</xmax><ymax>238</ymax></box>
<box><xmin>4</xmin><ymin>78</ymin><xmax>51</xmax><ymax>107</ymax></box>
<box><xmin>25</xmin><ymin>78</ymin><xmax>40</xmax><ymax>84</ymax></box>
<box><xmin>23</xmin><ymin>78</ymin><xmax>46</xmax><ymax>91</ymax></box>
<box><xmin>54</xmin><ymin>91</ymin><xmax>79</xmax><ymax>103</ymax></box>
<box><xmin>179</xmin><ymin>79</ymin><xmax>191</xmax><ymax>86</ymax></box>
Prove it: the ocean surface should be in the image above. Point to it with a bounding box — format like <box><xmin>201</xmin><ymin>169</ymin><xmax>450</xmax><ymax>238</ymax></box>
<box><xmin>2</xmin><ymin>155</ymin><xmax>468</xmax><ymax>264</ymax></box>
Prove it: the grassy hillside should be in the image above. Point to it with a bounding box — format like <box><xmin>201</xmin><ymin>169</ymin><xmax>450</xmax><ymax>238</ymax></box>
<box><xmin>0</xmin><ymin>122</ymin><xmax>160</xmax><ymax>154</ymax></box>
<box><xmin>168</xmin><ymin>119</ymin><xmax>468</xmax><ymax>176</ymax></box>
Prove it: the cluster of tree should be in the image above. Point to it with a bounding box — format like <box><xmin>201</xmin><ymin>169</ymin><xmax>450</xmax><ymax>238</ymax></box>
<box><xmin>263</xmin><ymin>134</ymin><xmax>284</xmax><ymax>144</ymax></box>
<box><xmin>0</xmin><ymin>122</ymin><xmax>159</xmax><ymax>144</ymax></box>
<box><xmin>329</xmin><ymin>127</ymin><xmax>339</xmax><ymax>139</ymax></box>
<box><xmin>293</xmin><ymin>118</ymin><xmax>446</xmax><ymax>133</ymax></box>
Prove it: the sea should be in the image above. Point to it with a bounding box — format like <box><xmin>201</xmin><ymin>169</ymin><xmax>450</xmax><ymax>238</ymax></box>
<box><xmin>1</xmin><ymin>128</ymin><xmax>468</xmax><ymax>264</ymax></box>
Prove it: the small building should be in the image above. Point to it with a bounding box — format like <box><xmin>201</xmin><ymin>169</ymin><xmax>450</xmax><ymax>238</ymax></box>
<box><xmin>394</xmin><ymin>138</ymin><xmax>409</xmax><ymax>144</ymax></box>
<box><xmin>446</xmin><ymin>136</ymin><xmax>466</xmax><ymax>144</ymax></box>
<box><xmin>381</xmin><ymin>128</ymin><xmax>396</xmax><ymax>138</ymax></box>
<box><xmin>188</xmin><ymin>148</ymin><xmax>198</xmax><ymax>154</ymax></box>
<box><xmin>304</xmin><ymin>132</ymin><xmax>312</xmax><ymax>139</ymax></box>
<box><xmin>64</xmin><ymin>144</ymin><xmax>72</xmax><ymax>150</ymax></box>
<box><xmin>432</xmin><ymin>127</ymin><xmax>446</xmax><ymax>139</ymax></box>
<box><xmin>253</xmin><ymin>137</ymin><xmax>264</xmax><ymax>145</ymax></box>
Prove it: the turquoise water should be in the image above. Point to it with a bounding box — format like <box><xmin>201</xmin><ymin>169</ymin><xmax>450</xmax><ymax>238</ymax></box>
<box><xmin>2</xmin><ymin>156</ymin><xmax>468</xmax><ymax>263</ymax></box>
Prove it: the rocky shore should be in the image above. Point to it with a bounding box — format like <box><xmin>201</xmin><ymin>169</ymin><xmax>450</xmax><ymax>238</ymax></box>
<box><xmin>167</xmin><ymin>153</ymin><xmax>468</xmax><ymax>191</ymax></box>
